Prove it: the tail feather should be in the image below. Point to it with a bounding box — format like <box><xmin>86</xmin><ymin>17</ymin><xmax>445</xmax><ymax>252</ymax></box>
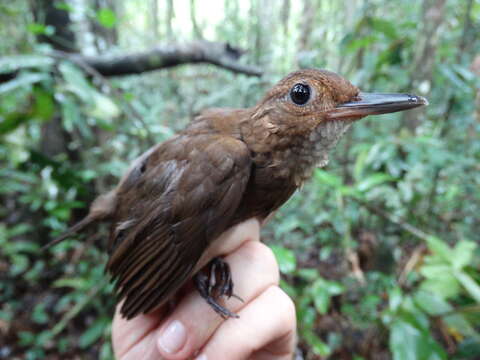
<box><xmin>42</xmin><ymin>190</ymin><xmax>118</xmax><ymax>251</ymax></box>
<box><xmin>42</xmin><ymin>216</ymin><xmax>98</xmax><ymax>250</ymax></box>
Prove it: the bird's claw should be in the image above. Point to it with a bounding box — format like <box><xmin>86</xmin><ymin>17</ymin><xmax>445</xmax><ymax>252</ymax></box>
<box><xmin>194</xmin><ymin>257</ymin><xmax>241</xmax><ymax>318</ymax></box>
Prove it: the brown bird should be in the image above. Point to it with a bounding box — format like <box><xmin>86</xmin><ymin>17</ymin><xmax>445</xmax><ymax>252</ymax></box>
<box><xmin>46</xmin><ymin>69</ymin><xmax>427</xmax><ymax>319</ymax></box>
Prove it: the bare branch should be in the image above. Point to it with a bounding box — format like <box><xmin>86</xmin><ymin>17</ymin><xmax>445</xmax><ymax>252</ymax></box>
<box><xmin>351</xmin><ymin>198</ymin><xmax>432</xmax><ymax>242</ymax></box>
<box><xmin>0</xmin><ymin>41</ymin><xmax>263</xmax><ymax>83</ymax></box>
<box><xmin>73</xmin><ymin>41</ymin><xmax>262</xmax><ymax>77</ymax></box>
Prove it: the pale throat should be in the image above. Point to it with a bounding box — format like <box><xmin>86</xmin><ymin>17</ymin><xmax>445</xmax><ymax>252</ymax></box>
<box><xmin>288</xmin><ymin>119</ymin><xmax>353</xmax><ymax>184</ymax></box>
<box><xmin>246</xmin><ymin>116</ymin><xmax>354</xmax><ymax>184</ymax></box>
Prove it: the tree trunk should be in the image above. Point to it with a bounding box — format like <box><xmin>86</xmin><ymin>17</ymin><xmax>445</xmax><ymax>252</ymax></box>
<box><xmin>426</xmin><ymin>0</ymin><xmax>477</xmax><ymax>217</ymax></box>
<box><xmin>401</xmin><ymin>0</ymin><xmax>446</xmax><ymax>131</ymax></box>
<box><xmin>151</xmin><ymin>0</ymin><xmax>159</xmax><ymax>38</ymax></box>
<box><xmin>190</xmin><ymin>0</ymin><xmax>203</xmax><ymax>39</ymax></box>
<box><xmin>25</xmin><ymin>0</ymin><xmax>87</xmax><ymax>243</ymax></box>
<box><xmin>472</xmin><ymin>55</ymin><xmax>480</xmax><ymax>127</ymax></box>
<box><xmin>165</xmin><ymin>0</ymin><xmax>174</xmax><ymax>40</ymax></box>
<box><xmin>32</xmin><ymin>0</ymin><xmax>77</xmax><ymax>52</ymax></box>
<box><xmin>298</xmin><ymin>0</ymin><xmax>315</xmax><ymax>53</ymax></box>
<box><xmin>250</xmin><ymin>0</ymin><xmax>274</xmax><ymax>66</ymax></box>
<box><xmin>31</xmin><ymin>0</ymin><xmax>77</xmax><ymax>159</ymax></box>
<box><xmin>280</xmin><ymin>0</ymin><xmax>290</xmax><ymax>38</ymax></box>
<box><xmin>91</xmin><ymin>0</ymin><xmax>118</xmax><ymax>51</ymax></box>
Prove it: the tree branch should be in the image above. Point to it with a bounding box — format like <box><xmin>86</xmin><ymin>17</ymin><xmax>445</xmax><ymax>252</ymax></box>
<box><xmin>74</xmin><ymin>40</ymin><xmax>262</xmax><ymax>77</ymax></box>
<box><xmin>0</xmin><ymin>41</ymin><xmax>263</xmax><ymax>83</ymax></box>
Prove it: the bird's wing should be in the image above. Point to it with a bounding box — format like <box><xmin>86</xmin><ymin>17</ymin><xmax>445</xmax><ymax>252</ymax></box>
<box><xmin>106</xmin><ymin>134</ymin><xmax>252</xmax><ymax>319</ymax></box>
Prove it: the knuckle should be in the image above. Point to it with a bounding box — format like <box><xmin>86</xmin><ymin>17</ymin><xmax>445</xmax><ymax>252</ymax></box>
<box><xmin>268</xmin><ymin>286</ymin><xmax>297</xmax><ymax>329</ymax></box>
<box><xmin>241</xmin><ymin>241</ymin><xmax>280</xmax><ymax>284</ymax></box>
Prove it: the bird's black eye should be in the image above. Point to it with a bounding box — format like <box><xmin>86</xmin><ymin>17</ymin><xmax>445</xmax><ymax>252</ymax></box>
<box><xmin>290</xmin><ymin>83</ymin><xmax>311</xmax><ymax>105</ymax></box>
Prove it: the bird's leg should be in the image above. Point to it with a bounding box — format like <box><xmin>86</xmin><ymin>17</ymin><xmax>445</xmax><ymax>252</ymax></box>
<box><xmin>194</xmin><ymin>257</ymin><xmax>243</xmax><ymax>319</ymax></box>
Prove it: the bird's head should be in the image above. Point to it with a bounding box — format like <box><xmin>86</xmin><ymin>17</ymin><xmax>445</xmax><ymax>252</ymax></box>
<box><xmin>252</xmin><ymin>69</ymin><xmax>428</xmax><ymax>139</ymax></box>
<box><xmin>247</xmin><ymin>69</ymin><xmax>428</xmax><ymax>179</ymax></box>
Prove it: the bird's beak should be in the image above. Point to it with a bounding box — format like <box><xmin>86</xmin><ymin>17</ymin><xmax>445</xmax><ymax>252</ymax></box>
<box><xmin>327</xmin><ymin>92</ymin><xmax>428</xmax><ymax>120</ymax></box>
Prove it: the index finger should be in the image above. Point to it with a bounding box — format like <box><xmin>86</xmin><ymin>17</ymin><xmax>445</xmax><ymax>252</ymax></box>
<box><xmin>112</xmin><ymin>303</ymin><xmax>166</xmax><ymax>359</ymax></box>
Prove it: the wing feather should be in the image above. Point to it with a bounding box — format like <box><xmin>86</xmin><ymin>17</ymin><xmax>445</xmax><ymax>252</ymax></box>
<box><xmin>107</xmin><ymin>134</ymin><xmax>251</xmax><ymax>319</ymax></box>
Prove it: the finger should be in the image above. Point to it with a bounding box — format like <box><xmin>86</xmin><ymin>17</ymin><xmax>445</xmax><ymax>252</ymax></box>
<box><xmin>155</xmin><ymin>241</ymin><xmax>280</xmax><ymax>359</ymax></box>
<box><xmin>194</xmin><ymin>218</ymin><xmax>260</xmax><ymax>272</ymax></box>
<box><xmin>112</xmin><ymin>218</ymin><xmax>259</xmax><ymax>359</ymax></box>
<box><xmin>197</xmin><ymin>286</ymin><xmax>296</xmax><ymax>360</ymax></box>
<box><xmin>112</xmin><ymin>304</ymin><xmax>166</xmax><ymax>360</ymax></box>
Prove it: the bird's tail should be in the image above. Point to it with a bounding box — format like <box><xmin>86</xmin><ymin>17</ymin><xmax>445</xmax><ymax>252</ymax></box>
<box><xmin>42</xmin><ymin>215</ymin><xmax>98</xmax><ymax>250</ymax></box>
<box><xmin>42</xmin><ymin>190</ymin><xmax>117</xmax><ymax>250</ymax></box>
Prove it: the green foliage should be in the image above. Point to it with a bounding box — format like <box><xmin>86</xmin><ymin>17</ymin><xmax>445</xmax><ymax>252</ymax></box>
<box><xmin>96</xmin><ymin>9</ymin><xmax>117</xmax><ymax>29</ymax></box>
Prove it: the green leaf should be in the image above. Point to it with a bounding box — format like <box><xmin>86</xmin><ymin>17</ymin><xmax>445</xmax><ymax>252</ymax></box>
<box><xmin>353</xmin><ymin>147</ymin><xmax>369</xmax><ymax>180</ymax></box>
<box><xmin>369</xmin><ymin>18</ymin><xmax>398</xmax><ymax>39</ymax></box>
<box><xmin>0</xmin><ymin>72</ymin><xmax>48</xmax><ymax>94</ymax></box>
<box><xmin>296</xmin><ymin>268</ymin><xmax>319</xmax><ymax>281</ymax></box>
<box><xmin>339</xmin><ymin>185</ymin><xmax>361</xmax><ymax>197</ymax></box>
<box><xmin>444</xmin><ymin>313</ymin><xmax>480</xmax><ymax>339</ymax></box>
<box><xmin>455</xmin><ymin>338</ymin><xmax>480</xmax><ymax>359</ymax></box>
<box><xmin>390</xmin><ymin>317</ymin><xmax>447</xmax><ymax>360</ymax></box>
<box><xmin>343</xmin><ymin>34</ymin><xmax>377</xmax><ymax>53</ymax></box>
<box><xmin>439</xmin><ymin>64</ymin><xmax>466</xmax><ymax>90</ymax></box>
<box><xmin>32</xmin><ymin>303</ymin><xmax>49</xmax><ymax>324</ymax></box>
<box><xmin>59</xmin><ymin>62</ymin><xmax>94</xmax><ymax>102</ymax></box>
<box><xmin>420</xmin><ymin>274</ymin><xmax>460</xmax><ymax>299</ymax></box>
<box><xmin>311</xmin><ymin>278</ymin><xmax>344</xmax><ymax>314</ymax></box>
<box><xmin>53</xmin><ymin>277</ymin><xmax>89</xmax><ymax>290</ymax></box>
<box><xmin>303</xmin><ymin>329</ymin><xmax>331</xmax><ymax>356</ymax></box>
<box><xmin>79</xmin><ymin>317</ymin><xmax>109</xmax><ymax>348</ymax></box>
<box><xmin>311</xmin><ymin>283</ymin><xmax>330</xmax><ymax>314</ymax></box>
<box><xmin>425</xmin><ymin>236</ymin><xmax>452</xmax><ymax>262</ymax></box>
<box><xmin>54</xmin><ymin>2</ymin><xmax>74</xmax><ymax>12</ymax></box>
<box><xmin>453</xmin><ymin>64</ymin><xmax>476</xmax><ymax>82</ymax></box>
<box><xmin>18</xmin><ymin>331</ymin><xmax>36</xmax><ymax>346</ymax></box>
<box><xmin>389</xmin><ymin>287</ymin><xmax>403</xmax><ymax>312</ymax></box>
<box><xmin>314</xmin><ymin>169</ymin><xmax>342</xmax><ymax>188</ymax></box>
<box><xmin>11</xmin><ymin>254</ymin><xmax>29</xmax><ymax>275</ymax></box>
<box><xmin>414</xmin><ymin>290</ymin><xmax>452</xmax><ymax>316</ymax></box>
<box><xmin>7</xmin><ymin>223</ymin><xmax>32</xmax><ymax>237</ymax></box>
<box><xmin>270</xmin><ymin>245</ymin><xmax>296</xmax><ymax>274</ymax></box>
<box><xmin>451</xmin><ymin>241</ymin><xmax>477</xmax><ymax>270</ymax></box>
<box><xmin>297</xmin><ymin>303</ymin><xmax>316</xmax><ymax>328</ymax></box>
<box><xmin>455</xmin><ymin>271</ymin><xmax>480</xmax><ymax>303</ymax></box>
<box><xmin>5</xmin><ymin>240</ymin><xmax>39</xmax><ymax>255</ymax></box>
<box><xmin>0</xmin><ymin>55</ymin><xmax>54</xmax><ymax>74</ymax></box>
<box><xmin>420</xmin><ymin>264</ymin><xmax>452</xmax><ymax>279</ymax></box>
<box><xmin>274</xmin><ymin>216</ymin><xmax>300</xmax><ymax>237</ymax></box>
<box><xmin>26</xmin><ymin>23</ymin><xmax>54</xmax><ymax>35</ymax></box>
<box><xmin>88</xmin><ymin>92</ymin><xmax>120</xmax><ymax>122</ymax></box>
<box><xmin>32</xmin><ymin>87</ymin><xmax>55</xmax><ymax>121</ymax></box>
<box><xmin>279</xmin><ymin>279</ymin><xmax>297</xmax><ymax>298</ymax></box>
<box><xmin>0</xmin><ymin>224</ymin><xmax>7</xmax><ymax>245</ymax></box>
<box><xmin>61</xmin><ymin>95</ymin><xmax>81</xmax><ymax>132</ymax></box>
<box><xmin>356</xmin><ymin>173</ymin><xmax>394</xmax><ymax>192</ymax></box>
<box><xmin>97</xmin><ymin>8</ymin><xmax>117</xmax><ymax>28</ymax></box>
<box><xmin>0</xmin><ymin>113</ymin><xmax>29</xmax><ymax>135</ymax></box>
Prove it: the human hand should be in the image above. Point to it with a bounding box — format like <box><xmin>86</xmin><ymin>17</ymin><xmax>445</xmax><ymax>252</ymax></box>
<box><xmin>112</xmin><ymin>218</ymin><xmax>297</xmax><ymax>360</ymax></box>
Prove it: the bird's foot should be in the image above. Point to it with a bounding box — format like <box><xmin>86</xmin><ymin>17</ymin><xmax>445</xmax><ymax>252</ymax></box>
<box><xmin>194</xmin><ymin>257</ymin><xmax>243</xmax><ymax>319</ymax></box>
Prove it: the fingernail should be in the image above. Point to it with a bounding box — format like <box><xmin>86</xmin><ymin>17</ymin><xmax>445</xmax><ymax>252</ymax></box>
<box><xmin>196</xmin><ymin>354</ymin><xmax>207</xmax><ymax>360</ymax></box>
<box><xmin>158</xmin><ymin>320</ymin><xmax>187</xmax><ymax>354</ymax></box>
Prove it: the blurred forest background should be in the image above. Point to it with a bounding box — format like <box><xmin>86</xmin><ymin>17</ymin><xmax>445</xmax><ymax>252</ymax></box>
<box><xmin>1</xmin><ymin>0</ymin><xmax>479</xmax><ymax>359</ymax></box>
